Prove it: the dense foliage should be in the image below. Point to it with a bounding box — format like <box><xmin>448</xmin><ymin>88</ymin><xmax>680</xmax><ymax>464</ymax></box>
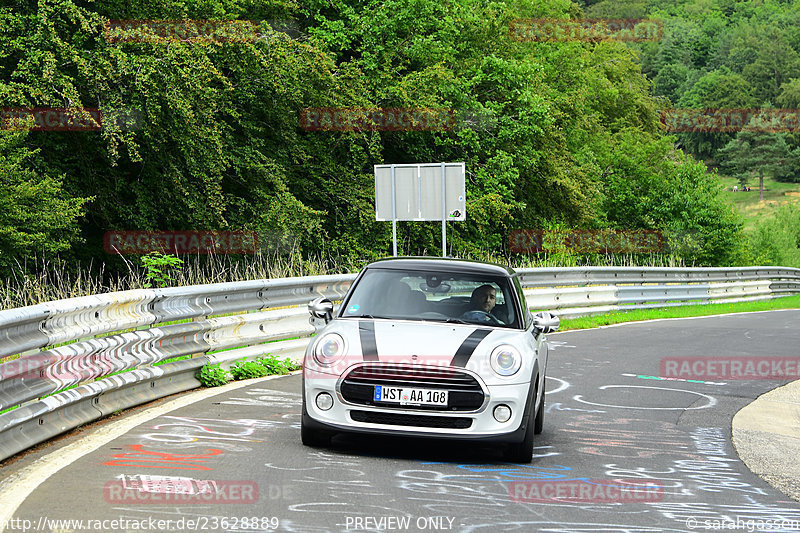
<box><xmin>749</xmin><ymin>205</ymin><xmax>800</xmax><ymax>267</ymax></box>
<box><xmin>585</xmin><ymin>0</ymin><xmax>800</xmax><ymax>181</ymax></box>
<box><xmin>0</xmin><ymin>0</ymin><xmax>765</xmax><ymax>282</ymax></box>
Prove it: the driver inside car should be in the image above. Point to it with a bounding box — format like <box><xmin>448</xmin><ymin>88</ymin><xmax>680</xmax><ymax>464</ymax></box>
<box><xmin>461</xmin><ymin>284</ymin><xmax>504</xmax><ymax>324</ymax></box>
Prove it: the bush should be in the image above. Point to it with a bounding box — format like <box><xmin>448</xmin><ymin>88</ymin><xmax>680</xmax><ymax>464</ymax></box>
<box><xmin>197</xmin><ymin>356</ymin><xmax>302</xmax><ymax>386</ymax></box>
<box><xmin>141</xmin><ymin>252</ymin><xmax>184</xmax><ymax>288</ymax></box>
<box><xmin>230</xmin><ymin>359</ymin><xmax>270</xmax><ymax>380</ymax></box>
<box><xmin>257</xmin><ymin>355</ymin><xmax>301</xmax><ymax>374</ymax></box>
<box><xmin>227</xmin><ymin>356</ymin><xmax>301</xmax><ymax>381</ymax></box>
<box><xmin>197</xmin><ymin>363</ymin><xmax>230</xmax><ymax>387</ymax></box>
<box><xmin>748</xmin><ymin>205</ymin><xmax>800</xmax><ymax>268</ymax></box>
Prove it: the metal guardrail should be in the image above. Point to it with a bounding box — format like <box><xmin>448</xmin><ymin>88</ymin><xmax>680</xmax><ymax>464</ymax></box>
<box><xmin>0</xmin><ymin>275</ymin><xmax>355</xmax><ymax>461</ymax></box>
<box><xmin>1</xmin><ymin>266</ymin><xmax>799</xmax><ymax>461</ymax></box>
<box><xmin>519</xmin><ymin>266</ymin><xmax>800</xmax><ymax>317</ymax></box>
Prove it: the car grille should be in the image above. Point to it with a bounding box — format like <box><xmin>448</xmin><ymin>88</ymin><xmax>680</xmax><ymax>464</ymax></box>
<box><xmin>350</xmin><ymin>410</ymin><xmax>473</xmax><ymax>429</ymax></box>
<box><xmin>340</xmin><ymin>364</ymin><xmax>485</xmax><ymax>411</ymax></box>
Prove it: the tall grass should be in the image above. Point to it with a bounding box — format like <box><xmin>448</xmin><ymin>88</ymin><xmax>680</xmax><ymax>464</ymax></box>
<box><xmin>465</xmin><ymin>250</ymin><xmax>687</xmax><ymax>269</ymax></box>
<box><xmin>0</xmin><ymin>257</ymin><xmax>126</xmax><ymax>310</ymax></box>
<box><xmin>0</xmin><ymin>246</ymin><xmax>687</xmax><ymax>311</ymax></box>
<box><xmin>0</xmin><ymin>246</ymin><xmax>372</xmax><ymax>310</ymax></box>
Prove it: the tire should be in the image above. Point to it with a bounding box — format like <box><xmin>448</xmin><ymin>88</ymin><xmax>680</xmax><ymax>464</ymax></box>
<box><xmin>301</xmin><ymin>397</ymin><xmax>333</xmax><ymax>447</ymax></box>
<box><xmin>504</xmin><ymin>405</ymin><xmax>535</xmax><ymax>463</ymax></box>
<box><xmin>534</xmin><ymin>388</ymin><xmax>545</xmax><ymax>435</ymax></box>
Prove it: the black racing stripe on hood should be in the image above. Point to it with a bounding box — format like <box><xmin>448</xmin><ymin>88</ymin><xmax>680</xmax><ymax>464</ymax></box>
<box><xmin>358</xmin><ymin>320</ymin><xmax>379</xmax><ymax>361</ymax></box>
<box><xmin>450</xmin><ymin>329</ymin><xmax>492</xmax><ymax>367</ymax></box>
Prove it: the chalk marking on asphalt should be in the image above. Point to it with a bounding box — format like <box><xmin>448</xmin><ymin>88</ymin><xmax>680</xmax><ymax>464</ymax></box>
<box><xmin>0</xmin><ymin>373</ymin><xmax>297</xmax><ymax>532</ymax></box>
<box><xmin>621</xmin><ymin>373</ymin><xmax>728</xmax><ymax>386</ymax></box>
<box><xmin>574</xmin><ymin>384</ymin><xmax>718</xmax><ymax>410</ymax></box>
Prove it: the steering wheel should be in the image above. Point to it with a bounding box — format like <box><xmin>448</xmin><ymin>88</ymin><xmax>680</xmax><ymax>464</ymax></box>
<box><xmin>461</xmin><ymin>310</ymin><xmax>504</xmax><ymax>325</ymax></box>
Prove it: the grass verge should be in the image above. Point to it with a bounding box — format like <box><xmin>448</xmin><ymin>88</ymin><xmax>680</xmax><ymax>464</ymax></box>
<box><xmin>559</xmin><ymin>294</ymin><xmax>800</xmax><ymax>331</ymax></box>
<box><xmin>717</xmin><ymin>174</ymin><xmax>800</xmax><ymax>232</ymax></box>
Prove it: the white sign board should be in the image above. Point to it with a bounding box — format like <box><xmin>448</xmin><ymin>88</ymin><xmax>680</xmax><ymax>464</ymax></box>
<box><xmin>375</xmin><ymin>163</ymin><xmax>466</xmax><ymax>221</ymax></box>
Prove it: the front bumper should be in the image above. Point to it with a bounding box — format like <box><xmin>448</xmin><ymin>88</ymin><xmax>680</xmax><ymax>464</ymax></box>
<box><xmin>303</xmin><ymin>368</ymin><xmax>535</xmax><ymax>443</ymax></box>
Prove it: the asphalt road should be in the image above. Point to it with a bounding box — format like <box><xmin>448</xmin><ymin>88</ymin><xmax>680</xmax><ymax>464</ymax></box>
<box><xmin>4</xmin><ymin>310</ymin><xmax>800</xmax><ymax>533</ymax></box>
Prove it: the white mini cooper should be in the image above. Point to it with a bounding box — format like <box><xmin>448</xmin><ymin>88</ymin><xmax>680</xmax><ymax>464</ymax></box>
<box><xmin>301</xmin><ymin>257</ymin><xmax>559</xmax><ymax>463</ymax></box>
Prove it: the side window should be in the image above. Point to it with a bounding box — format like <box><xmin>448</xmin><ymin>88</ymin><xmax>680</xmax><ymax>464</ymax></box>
<box><xmin>499</xmin><ymin>283</ymin><xmax>516</xmax><ymax>325</ymax></box>
<box><xmin>495</xmin><ymin>284</ymin><xmax>505</xmax><ymax>305</ymax></box>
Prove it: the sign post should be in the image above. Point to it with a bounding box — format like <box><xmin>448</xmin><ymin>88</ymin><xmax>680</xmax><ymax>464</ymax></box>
<box><xmin>440</xmin><ymin>162</ymin><xmax>447</xmax><ymax>256</ymax></box>
<box><xmin>391</xmin><ymin>164</ymin><xmax>397</xmax><ymax>257</ymax></box>
<box><xmin>375</xmin><ymin>162</ymin><xmax>466</xmax><ymax>257</ymax></box>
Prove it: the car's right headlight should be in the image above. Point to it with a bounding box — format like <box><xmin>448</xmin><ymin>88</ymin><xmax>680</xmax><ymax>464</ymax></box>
<box><xmin>313</xmin><ymin>333</ymin><xmax>346</xmax><ymax>366</ymax></box>
<box><xmin>490</xmin><ymin>344</ymin><xmax>522</xmax><ymax>376</ymax></box>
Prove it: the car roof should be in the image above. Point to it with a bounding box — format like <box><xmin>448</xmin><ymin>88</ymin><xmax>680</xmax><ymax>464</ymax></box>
<box><xmin>364</xmin><ymin>256</ymin><xmax>517</xmax><ymax>277</ymax></box>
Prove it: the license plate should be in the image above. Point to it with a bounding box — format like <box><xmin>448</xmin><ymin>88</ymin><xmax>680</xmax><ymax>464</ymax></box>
<box><xmin>374</xmin><ymin>385</ymin><xmax>448</xmax><ymax>406</ymax></box>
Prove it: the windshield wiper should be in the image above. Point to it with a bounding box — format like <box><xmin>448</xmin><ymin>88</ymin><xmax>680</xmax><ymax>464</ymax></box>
<box><xmin>347</xmin><ymin>314</ymin><xmax>469</xmax><ymax>324</ymax></box>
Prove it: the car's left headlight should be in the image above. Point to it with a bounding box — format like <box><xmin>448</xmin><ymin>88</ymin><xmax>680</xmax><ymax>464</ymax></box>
<box><xmin>313</xmin><ymin>333</ymin><xmax>346</xmax><ymax>366</ymax></box>
<box><xmin>490</xmin><ymin>344</ymin><xmax>522</xmax><ymax>376</ymax></box>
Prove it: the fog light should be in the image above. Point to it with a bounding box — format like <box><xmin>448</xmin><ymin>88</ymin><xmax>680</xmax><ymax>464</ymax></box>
<box><xmin>316</xmin><ymin>392</ymin><xmax>334</xmax><ymax>411</ymax></box>
<box><xmin>493</xmin><ymin>404</ymin><xmax>512</xmax><ymax>423</ymax></box>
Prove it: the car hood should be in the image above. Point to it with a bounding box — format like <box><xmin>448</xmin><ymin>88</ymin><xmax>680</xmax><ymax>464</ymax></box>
<box><xmin>305</xmin><ymin>318</ymin><xmax>530</xmax><ymax>381</ymax></box>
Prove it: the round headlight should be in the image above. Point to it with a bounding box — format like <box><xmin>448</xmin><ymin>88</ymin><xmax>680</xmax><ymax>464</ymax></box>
<box><xmin>490</xmin><ymin>345</ymin><xmax>522</xmax><ymax>376</ymax></box>
<box><xmin>313</xmin><ymin>333</ymin><xmax>345</xmax><ymax>365</ymax></box>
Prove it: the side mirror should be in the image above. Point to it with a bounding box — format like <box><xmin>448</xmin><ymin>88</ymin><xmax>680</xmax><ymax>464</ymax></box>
<box><xmin>533</xmin><ymin>311</ymin><xmax>560</xmax><ymax>333</ymax></box>
<box><xmin>308</xmin><ymin>297</ymin><xmax>334</xmax><ymax>323</ymax></box>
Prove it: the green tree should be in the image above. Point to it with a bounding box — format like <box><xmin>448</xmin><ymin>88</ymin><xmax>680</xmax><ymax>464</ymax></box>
<box><xmin>776</xmin><ymin>78</ymin><xmax>800</xmax><ymax>178</ymax></box>
<box><xmin>648</xmin><ymin>19</ymin><xmax>699</xmax><ymax>76</ymax></box>
<box><xmin>653</xmin><ymin>63</ymin><xmax>690</xmax><ymax>104</ymax></box>
<box><xmin>0</xmin><ymin>0</ymin><xmax>352</xmax><ymax>264</ymax></box>
<box><xmin>717</xmin><ymin>114</ymin><xmax>795</xmax><ymax>198</ymax></box>
<box><xmin>777</xmin><ymin>78</ymin><xmax>800</xmax><ymax>108</ymax></box>
<box><xmin>677</xmin><ymin>67</ymin><xmax>756</xmax><ymax>160</ymax></box>
<box><xmin>581</xmin><ymin>128</ymin><xmax>743</xmax><ymax>265</ymax></box>
<box><xmin>739</xmin><ymin>27</ymin><xmax>800</xmax><ymax>103</ymax></box>
<box><xmin>0</xmin><ymin>130</ymin><xmax>90</xmax><ymax>276</ymax></box>
<box><xmin>0</xmin><ymin>0</ymin><xmax>758</xmax><ymax>271</ymax></box>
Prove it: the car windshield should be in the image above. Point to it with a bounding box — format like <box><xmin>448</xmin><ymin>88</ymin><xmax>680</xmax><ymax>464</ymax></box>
<box><xmin>340</xmin><ymin>268</ymin><xmax>520</xmax><ymax>328</ymax></box>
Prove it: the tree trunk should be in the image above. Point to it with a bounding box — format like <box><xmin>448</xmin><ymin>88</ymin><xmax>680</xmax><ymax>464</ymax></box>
<box><xmin>759</xmin><ymin>172</ymin><xmax>764</xmax><ymax>202</ymax></box>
